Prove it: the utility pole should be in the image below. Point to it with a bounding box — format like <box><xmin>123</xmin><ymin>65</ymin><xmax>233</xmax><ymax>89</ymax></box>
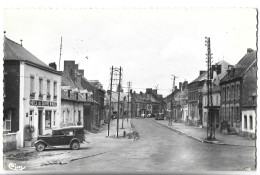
<box><xmin>170</xmin><ymin>75</ymin><xmax>178</xmax><ymax>124</ymax></box>
<box><xmin>107</xmin><ymin>66</ymin><xmax>114</xmax><ymax>136</ymax></box>
<box><xmin>127</xmin><ymin>81</ymin><xmax>132</xmax><ymax>123</ymax></box>
<box><xmin>117</xmin><ymin>67</ymin><xmax>122</xmax><ymax>137</ymax></box>
<box><xmin>59</xmin><ymin>37</ymin><xmax>62</xmax><ymax>71</ymax></box>
<box><xmin>205</xmin><ymin>37</ymin><xmax>216</xmax><ymax>141</ymax></box>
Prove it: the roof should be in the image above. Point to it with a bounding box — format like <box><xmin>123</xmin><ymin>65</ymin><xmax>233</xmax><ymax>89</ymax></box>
<box><xmin>61</xmin><ymin>73</ymin><xmax>86</xmax><ymax>102</ymax></box>
<box><xmin>190</xmin><ymin>71</ymin><xmax>207</xmax><ymax>84</ymax></box>
<box><xmin>4</xmin><ymin>37</ymin><xmax>61</xmax><ymax>75</ymax></box>
<box><xmin>221</xmin><ymin>50</ymin><xmax>257</xmax><ymax>83</ymax></box>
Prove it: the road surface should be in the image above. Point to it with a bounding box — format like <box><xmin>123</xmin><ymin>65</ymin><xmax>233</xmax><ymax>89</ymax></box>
<box><xmin>35</xmin><ymin>118</ymin><xmax>256</xmax><ymax>173</ymax></box>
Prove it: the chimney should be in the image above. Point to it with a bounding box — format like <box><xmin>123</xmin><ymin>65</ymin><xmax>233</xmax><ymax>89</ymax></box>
<box><xmin>75</xmin><ymin>64</ymin><xmax>79</xmax><ymax>71</ymax></box>
<box><xmin>146</xmin><ymin>88</ymin><xmax>152</xmax><ymax>94</ymax></box>
<box><xmin>49</xmin><ymin>62</ymin><xmax>57</xmax><ymax>70</ymax></box>
<box><xmin>152</xmin><ymin>89</ymin><xmax>157</xmax><ymax>94</ymax></box>
<box><xmin>247</xmin><ymin>48</ymin><xmax>253</xmax><ymax>53</ymax></box>
<box><xmin>175</xmin><ymin>86</ymin><xmax>177</xmax><ymax>91</ymax></box>
<box><xmin>20</xmin><ymin>39</ymin><xmax>23</xmax><ymax>46</ymax></box>
<box><xmin>64</xmin><ymin>60</ymin><xmax>75</xmax><ymax>74</ymax></box>
<box><xmin>183</xmin><ymin>81</ymin><xmax>188</xmax><ymax>90</ymax></box>
<box><xmin>179</xmin><ymin>82</ymin><xmax>183</xmax><ymax>91</ymax></box>
<box><xmin>130</xmin><ymin>89</ymin><xmax>132</xmax><ymax>94</ymax></box>
<box><xmin>200</xmin><ymin>71</ymin><xmax>206</xmax><ymax>75</ymax></box>
<box><xmin>78</xmin><ymin>69</ymin><xmax>84</xmax><ymax>76</ymax></box>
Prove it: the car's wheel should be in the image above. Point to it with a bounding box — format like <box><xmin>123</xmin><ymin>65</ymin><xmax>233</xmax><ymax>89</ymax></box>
<box><xmin>70</xmin><ymin>141</ymin><xmax>80</xmax><ymax>150</ymax></box>
<box><xmin>36</xmin><ymin>142</ymin><xmax>45</xmax><ymax>152</ymax></box>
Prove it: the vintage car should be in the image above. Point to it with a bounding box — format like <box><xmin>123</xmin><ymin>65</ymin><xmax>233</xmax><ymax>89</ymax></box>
<box><xmin>155</xmin><ymin>113</ymin><xmax>165</xmax><ymax>120</ymax></box>
<box><xmin>34</xmin><ymin>126</ymin><xmax>85</xmax><ymax>151</ymax></box>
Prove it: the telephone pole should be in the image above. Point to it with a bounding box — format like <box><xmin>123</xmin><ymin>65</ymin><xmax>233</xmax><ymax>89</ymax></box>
<box><xmin>117</xmin><ymin>67</ymin><xmax>122</xmax><ymax>137</ymax></box>
<box><xmin>59</xmin><ymin>37</ymin><xmax>62</xmax><ymax>71</ymax></box>
<box><xmin>127</xmin><ymin>81</ymin><xmax>132</xmax><ymax>122</ymax></box>
<box><xmin>205</xmin><ymin>37</ymin><xmax>216</xmax><ymax>141</ymax></box>
<box><xmin>170</xmin><ymin>75</ymin><xmax>178</xmax><ymax>124</ymax></box>
<box><xmin>107</xmin><ymin>66</ymin><xmax>114</xmax><ymax>136</ymax></box>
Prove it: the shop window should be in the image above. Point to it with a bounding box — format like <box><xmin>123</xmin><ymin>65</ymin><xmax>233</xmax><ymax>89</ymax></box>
<box><xmin>45</xmin><ymin>111</ymin><xmax>52</xmax><ymax>128</ymax></box>
<box><xmin>244</xmin><ymin>115</ymin><xmax>247</xmax><ymax>129</ymax></box>
<box><xmin>4</xmin><ymin>110</ymin><xmax>12</xmax><ymax>131</ymax></box>
<box><xmin>236</xmin><ymin>107</ymin><xmax>239</xmax><ymax>121</ymax></box>
<box><xmin>249</xmin><ymin>115</ymin><xmax>253</xmax><ymax>130</ymax></box>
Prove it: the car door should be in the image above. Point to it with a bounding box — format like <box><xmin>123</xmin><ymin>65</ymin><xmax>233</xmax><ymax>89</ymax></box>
<box><xmin>61</xmin><ymin>130</ymin><xmax>75</xmax><ymax>145</ymax></box>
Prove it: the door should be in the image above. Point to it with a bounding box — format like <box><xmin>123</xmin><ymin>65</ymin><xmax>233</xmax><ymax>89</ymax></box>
<box><xmin>38</xmin><ymin>109</ymin><xmax>43</xmax><ymax>135</ymax></box>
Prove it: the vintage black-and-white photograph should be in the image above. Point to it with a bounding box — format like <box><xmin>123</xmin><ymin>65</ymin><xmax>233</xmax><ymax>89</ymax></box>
<box><xmin>1</xmin><ymin>1</ymin><xmax>258</xmax><ymax>174</ymax></box>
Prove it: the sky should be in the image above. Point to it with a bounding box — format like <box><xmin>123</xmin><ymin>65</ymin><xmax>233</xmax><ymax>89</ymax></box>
<box><xmin>3</xmin><ymin>8</ymin><xmax>257</xmax><ymax>97</ymax></box>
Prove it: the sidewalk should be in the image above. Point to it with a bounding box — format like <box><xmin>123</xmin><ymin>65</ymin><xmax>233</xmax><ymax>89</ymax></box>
<box><xmin>3</xmin><ymin>119</ymin><xmax>133</xmax><ymax>170</ymax></box>
<box><xmin>153</xmin><ymin>119</ymin><xmax>255</xmax><ymax>147</ymax></box>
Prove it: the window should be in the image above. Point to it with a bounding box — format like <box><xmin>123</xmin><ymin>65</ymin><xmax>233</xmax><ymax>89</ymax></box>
<box><xmin>63</xmin><ymin>111</ymin><xmax>66</xmax><ymax>123</ymax></box>
<box><xmin>78</xmin><ymin>111</ymin><xmax>81</xmax><ymax>123</ymax></box>
<box><xmin>216</xmin><ymin>95</ymin><xmax>219</xmax><ymax>106</ymax></box>
<box><xmin>30</xmin><ymin>76</ymin><xmax>35</xmax><ymax>98</ymax></box>
<box><xmin>236</xmin><ymin>84</ymin><xmax>240</xmax><ymax>99</ymax></box>
<box><xmin>47</xmin><ymin>80</ymin><xmax>51</xmax><ymax>99</ymax></box>
<box><xmin>53</xmin><ymin>111</ymin><xmax>56</xmax><ymax>126</ymax></box>
<box><xmin>53</xmin><ymin>81</ymin><xmax>57</xmax><ymax>100</ymax></box>
<box><xmin>244</xmin><ymin>115</ymin><xmax>247</xmax><ymax>129</ymax></box>
<box><xmin>68</xmin><ymin>90</ymin><xmax>71</xmax><ymax>98</ymax></box>
<box><xmin>231</xmin><ymin>85</ymin><xmax>234</xmax><ymax>100</ymax></box>
<box><xmin>249</xmin><ymin>115</ymin><xmax>253</xmax><ymax>130</ymax></box>
<box><xmin>29</xmin><ymin>110</ymin><xmax>34</xmax><ymax>126</ymax></box>
<box><xmin>226</xmin><ymin>86</ymin><xmax>229</xmax><ymax>100</ymax></box>
<box><xmin>45</xmin><ymin>110</ymin><xmax>52</xmax><ymax>128</ymax></box>
<box><xmin>236</xmin><ymin>106</ymin><xmax>239</xmax><ymax>121</ymax></box>
<box><xmin>39</xmin><ymin>78</ymin><xmax>43</xmax><ymax>97</ymax></box>
<box><xmin>4</xmin><ymin>110</ymin><xmax>12</xmax><ymax>131</ymax></box>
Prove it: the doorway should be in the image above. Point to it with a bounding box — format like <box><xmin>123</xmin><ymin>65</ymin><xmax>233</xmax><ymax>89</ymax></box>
<box><xmin>38</xmin><ymin>109</ymin><xmax>43</xmax><ymax>135</ymax></box>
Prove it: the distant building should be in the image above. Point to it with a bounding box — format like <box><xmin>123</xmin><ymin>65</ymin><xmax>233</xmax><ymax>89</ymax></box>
<box><xmin>187</xmin><ymin>71</ymin><xmax>207</xmax><ymax>126</ymax></box>
<box><xmin>201</xmin><ymin>60</ymin><xmax>230</xmax><ymax>129</ymax></box>
<box><xmin>60</xmin><ymin>72</ymin><xmax>86</xmax><ymax>127</ymax></box>
<box><xmin>220</xmin><ymin>49</ymin><xmax>257</xmax><ymax>138</ymax></box>
<box><xmin>3</xmin><ymin>37</ymin><xmax>62</xmax><ymax>148</ymax></box>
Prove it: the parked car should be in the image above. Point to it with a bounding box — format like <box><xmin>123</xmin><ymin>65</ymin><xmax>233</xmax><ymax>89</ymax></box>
<box><xmin>34</xmin><ymin>126</ymin><xmax>85</xmax><ymax>152</ymax></box>
<box><xmin>155</xmin><ymin>113</ymin><xmax>164</xmax><ymax>120</ymax></box>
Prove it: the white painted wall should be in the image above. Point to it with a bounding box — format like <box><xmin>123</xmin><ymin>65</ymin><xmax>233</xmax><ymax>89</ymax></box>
<box><xmin>21</xmin><ymin>63</ymin><xmax>62</xmax><ymax>145</ymax></box>
<box><xmin>241</xmin><ymin>110</ymin><xmax>256</xmax><ymax>133</ymax></box>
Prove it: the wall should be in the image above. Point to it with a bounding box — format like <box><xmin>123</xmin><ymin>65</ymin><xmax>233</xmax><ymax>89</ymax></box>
<box><xmin>3</xmin><ymin>133</ymin><xmax>17</xmax><ymax>152</ymax></box>
<box><xmin>241</xmin><ymin>110</ymin><xmax>256</xmax><ymax>138</ymax></box>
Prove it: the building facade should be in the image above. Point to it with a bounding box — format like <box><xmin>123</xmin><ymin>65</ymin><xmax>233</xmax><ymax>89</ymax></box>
<box><xmin>220</xmin><ymin>49</ymin><xmax>257</xmax><ymax>138</ymax></box>
<box><xmin>3</xmin><ymin>37</ymin><xmax>62</xmax><ymax>148</ymax></box>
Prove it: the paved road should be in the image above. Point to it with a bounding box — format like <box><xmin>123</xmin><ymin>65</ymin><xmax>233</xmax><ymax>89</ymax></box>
<box><xmin>36</xmin><ymin>118</ymin><xmax>256</xmax><ymax>173</ymax></box>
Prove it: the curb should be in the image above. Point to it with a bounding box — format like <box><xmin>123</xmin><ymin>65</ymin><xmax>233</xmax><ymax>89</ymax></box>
<box><xmin>153</xmin><ymin>120</ymin><xmax>255</xmax><ymax>147</ymax></box>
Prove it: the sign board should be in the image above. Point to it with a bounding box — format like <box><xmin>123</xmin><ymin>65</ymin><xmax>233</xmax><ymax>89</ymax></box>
<box><xmin>29</xmin><ymin>100</ymin><xmax>57</xmax><ymax>107</ymax></box>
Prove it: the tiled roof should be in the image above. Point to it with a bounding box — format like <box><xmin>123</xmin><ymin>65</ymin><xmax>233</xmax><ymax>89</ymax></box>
<box><xmin>61</xmin><ymin>89</ymin><xmax>86</xmax><ymax>102</ymax></box>
<box><xmin>221</xmin><ymin>50</ymin><xmax>256</xmax><ymax>82</ymax></box>
<box><xmin>61</xmin><ymin>73</ymin><xmax>86</xmax><ymax>102</ymax></box>
<box><xmin>4</xmin><ymin>37</ymin><xmax>59</xmax><ymax>74</ymax></box>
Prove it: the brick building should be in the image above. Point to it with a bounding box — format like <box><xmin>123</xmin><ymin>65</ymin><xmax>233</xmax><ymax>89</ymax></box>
<box><xmin>187</xmin><ymin>71</ymin><xmax>207</xmax><ymax>126</ymax></box>
<box><xmin>219</xmin><ymin>49</ymin><xmax>257</xmax><ymax>138</ymax></box>
<box><xmin>3</xmin><ymin>37</ymin><xmax>62</xmax><ymax>148</ymax></box>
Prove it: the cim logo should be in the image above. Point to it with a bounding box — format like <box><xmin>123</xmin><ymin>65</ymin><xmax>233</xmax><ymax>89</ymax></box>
<box><xmin>8</xmin><ymin>163</ymin><xmax>25</xmax><ymax>171</ymax></box>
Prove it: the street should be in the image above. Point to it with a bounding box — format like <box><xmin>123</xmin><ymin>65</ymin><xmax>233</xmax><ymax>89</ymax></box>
<box><xmin>34</xmin><ymin>118</ymin><xmax>255</xmax><ymax>173</ymax></box>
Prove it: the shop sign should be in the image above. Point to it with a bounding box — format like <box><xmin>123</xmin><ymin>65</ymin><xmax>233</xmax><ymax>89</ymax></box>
<box><xmin>29</xmin><ymin>100</ymin><xmax>57</xmax><ymax>107</ymax></box>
